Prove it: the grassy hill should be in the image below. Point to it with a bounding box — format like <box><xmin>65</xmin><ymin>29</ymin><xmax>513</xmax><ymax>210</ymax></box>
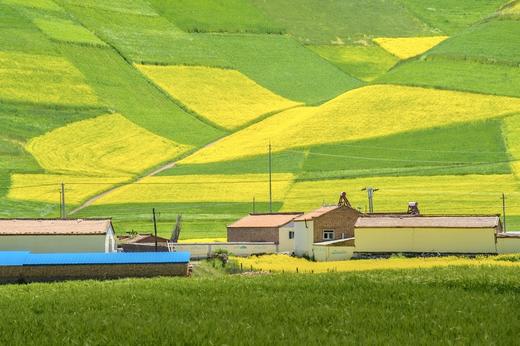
<box><xmin>1</xmin><ymin>0</ymin><xmax>519</xmax><ymax>238</ymax></box>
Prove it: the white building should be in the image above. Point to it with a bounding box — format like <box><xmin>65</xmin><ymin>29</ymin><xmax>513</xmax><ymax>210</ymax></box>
<box><xmin>0</xmin><ymin>219</ymin><xmax>116</xmax><ymax>253</ymax></box>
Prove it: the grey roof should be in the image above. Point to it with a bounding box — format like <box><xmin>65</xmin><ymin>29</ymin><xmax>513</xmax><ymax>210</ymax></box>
<box><xmin>355</xmin><ymin>216</ymin><xmax>500</xmax><ymax>229</ymax></box>
<box><xmin>0</xmin><ymin>219</ymin><xmax>112</xmax><ymax>235</ymax></box>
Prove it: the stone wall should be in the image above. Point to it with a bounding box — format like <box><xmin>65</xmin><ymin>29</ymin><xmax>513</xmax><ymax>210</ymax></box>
<box><xmin>0</xmin><ymin>263</ymin><xmax>189</xmax><ymax>283</ymax></box>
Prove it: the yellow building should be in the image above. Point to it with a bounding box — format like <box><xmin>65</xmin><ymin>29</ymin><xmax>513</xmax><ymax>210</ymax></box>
<box><xmin>354</xmin><ymin>215</ymin><xmax>502</xmax><ymax>254</ymax></box>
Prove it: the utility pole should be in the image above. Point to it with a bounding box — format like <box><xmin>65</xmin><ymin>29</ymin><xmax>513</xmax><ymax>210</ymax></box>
<box><xmin>152</xmin><ymin>208</ymin><xmax>158</xmax><ymax>252</ymax></box>
<box><xmin>362</xmin><ymin>187</ymin><xmax>379</xmax><ymax>213</ymax></box>
<box><xmin>60</xmin><ymin>183</ymin><xmax>66</xmax><ymax>219</ymax></box>
<box><xmin>253</xmin><ymin>197</ymin><xmax>256</xmax><ymax>214</ymax></box>
<box><xmin>502</xmin><ymin>193</ymin><xmax>507</xmax><ymax>233</ymax></box>
<box><xmin>268</xmin><ymin>142</ymin><xmax>272</xmax><ymax>213</ymax></box>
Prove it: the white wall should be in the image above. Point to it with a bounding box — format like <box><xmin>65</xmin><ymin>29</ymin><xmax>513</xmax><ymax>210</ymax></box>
<box><xmin>105</xmin><ymin>226</ymin><xmax>116</xmax><ymax>253</ymax></box>
<box><xmin>313</xmin><ymin>245</ymin><xmax>355</xmax><ymax>261</ymax></box>
<box><xmin>278</xmin><ymin>224</ymin><xmax>295</xmax><ymax>253</ymax></box>
<box><xmin>294</xmin><ymin>220</ymin><xmax>314</xmax><ymax>257</ymax></box>
<box><xmin>169</xmin><ymin>242</ymin><xmax>278</xmax><ymax>259</ymax></box>
<box><xmin>0</xmin><ymin>235</ymin><xmax>109</xmax><ymax>253</ymax></box>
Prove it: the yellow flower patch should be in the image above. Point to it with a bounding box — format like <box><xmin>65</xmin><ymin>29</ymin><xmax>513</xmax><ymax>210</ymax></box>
<box><xmin>282</xmin><ymin>174</ymin><xmax>520</xmax><ymax>214</ymax></box>
<box><xmin>136</xmin><ymin>65</ymin><xmax>301</xmax><ymax>130</ymax></box>
<box><xmin>0</xmin><ymin>51</ymin><xmax>98</xmax><ymax>106</ymax></box>
<box><xmin>235</xmin><ymin>254</ymin><xmax>520</xmax><ymax>274</ymax></box>
<box><xmin>26</xmin><ymin>113</ymin><xmax>190</xmax><ymax>176</ymax></box>
<box><xmin>181</xmin><ymin>85</ymin><xmax>520</xmax><ymax>164</ymax></box>
<box><xmin>7</xmin><ymin>174</ymin><xmax>128</xmax><ymax>205</ymax></box>
<box><xmin>373</xmin><ymin>36</ymin><xmax>449</xmax><ymax>59</ymax></box>
<box><xmin>93</xmin><ymin>173</ymin><xmax>294</xmax><ymax>205</ymax></box>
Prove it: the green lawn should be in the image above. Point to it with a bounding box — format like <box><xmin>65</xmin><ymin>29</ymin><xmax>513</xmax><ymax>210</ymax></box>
<box><xmin>378</xmin><ymin>57</ymin><xmax>520</xmax><ymax>98</ymax></box>
<box><xmin>398</xmin><ymin>0</ymin><xmax>508</xmax><ymax>34</ymax></box>
<box><xmin>0</xmin><ymin>266</ymin><xmax>519</xmax><ymax>344</ymax></box>
<box><xmin>251</xmin><ymin>0</ymin><xmax>436</xmax><ymax>44</ymax></box>
<box><xmin>149</xmin><ymin>0</ymin><xmax>282</xmax><ymax>34</ymax></box>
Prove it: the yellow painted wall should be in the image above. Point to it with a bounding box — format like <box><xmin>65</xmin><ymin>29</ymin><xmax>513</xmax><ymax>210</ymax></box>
<box><xmin>313</xmin><ymin>245</ymin><xmax>355</xmax><ymax>261</ymax></box>
<box><xmin>0</xmin><ymin>235</ymin><xmax>111</xmax><ymax>253</ymax></box>
<box><xmin>497</xmin><ymin>237</ymin><xmax>520</xmax><ymax>254</ymax></box>
<box><xmin>355</xmin><ymin>227</ymin><xmax>497</xmax><ymax>253</ymax></box>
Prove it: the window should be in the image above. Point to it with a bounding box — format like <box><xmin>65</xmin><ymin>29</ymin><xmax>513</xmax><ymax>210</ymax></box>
<box><xmin>323</xmin><ymin>230</ymin><xmax>334</xmax><ymax>240</ymax></box>
<box><xmin>289</xmin><ymin>231</ymin><xmax>294</xmax><ymax>239</ymax></box>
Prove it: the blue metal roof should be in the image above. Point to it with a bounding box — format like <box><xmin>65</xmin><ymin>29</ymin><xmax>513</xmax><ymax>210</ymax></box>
<box><xmin>0</xmin><ymin>251</ymin><xmax>30</xmax><ymax>266</ymax></box>
<box><xmin>0</xmin><ymin>251</ymin><xmax>190</xmax><ymax>266</ymax></box>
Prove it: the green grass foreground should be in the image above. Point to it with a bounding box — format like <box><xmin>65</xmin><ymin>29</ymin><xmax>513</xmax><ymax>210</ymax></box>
<box><xmin>0</xmin><ymin>265</ymin><xmax>519</xmax><ymax>344</ymax></box>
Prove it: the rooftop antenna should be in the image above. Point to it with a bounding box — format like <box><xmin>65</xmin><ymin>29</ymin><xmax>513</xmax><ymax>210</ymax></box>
<box><xmin>337</xmin><ymin>192</ymin><xmax>352</xmax><ymax>207</ymax></box>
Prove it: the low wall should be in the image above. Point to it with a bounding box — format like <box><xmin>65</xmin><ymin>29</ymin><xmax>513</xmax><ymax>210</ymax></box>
<box><xmin>312</xmin><ymin>245</ymin><xmax>355</xmax><ymax>261</ymax></box>
<box><xmin>169</xmin><ymin>242</ymin><xmax>278</xmax><ymax>259</ymax></box>
<box><xmin>497</xmin><ymin>237</ymin><xmax>520</xmax><ymax>254</ymax></box>
<box><xmin>0</xmin><ymin>263</ymin><xmax>189</xmax><ymax>283</ymax></box>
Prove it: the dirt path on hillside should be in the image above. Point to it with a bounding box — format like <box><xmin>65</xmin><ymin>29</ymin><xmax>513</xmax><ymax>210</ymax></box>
<box><xmin>68</xmin><ymin>138</ymin><xmax>224</xmax><ymax>215</ymax></box>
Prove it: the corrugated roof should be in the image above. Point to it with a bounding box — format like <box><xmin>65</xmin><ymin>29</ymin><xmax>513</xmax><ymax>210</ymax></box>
<box><xmin>295</xmin><ymin>206</ymin><xmax>339</xmax><ymax>221</ymax></box>
<box><xmin>355</xmin><ymin>216</ymin><xmax>500</xmax><ymax>228</ymax></box>
<box><xmin>0</xmin><ymin>251</ymin><xmax>190</xmax><ymax>266</ymax></box>
<box><xmin>0</xmin><ymin>219</ymin><xmax>112</xmax><ymax>235</ymax></box>
<box><xmin>228</xmin><ymin>213</ymin><xmax>302</xmax><ymax>228</ymax></box>
<box><xmin>0</xmin><ymin>251</ymin><xmax>30</xmax><ymax>266</ymax></box>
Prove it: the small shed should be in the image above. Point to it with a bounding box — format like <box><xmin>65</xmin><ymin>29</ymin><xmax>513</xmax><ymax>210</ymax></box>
<box><xmin>293</xmin><ymin>206</ymin><xmax>360</xmax><ymax>257</ymax></box>
<box><xmin>0</xmin><ymin>219</ymin><xmax>116</xmax><ymax>253</ymax></box>
<box><xmin>354</xmin><ymin>215</ymin><xmax>502</xmax><ymax>254</ymax></box>
<box><xmin>227</xmin><ymin>213</ymin><xmax>303</xmax><ymax>252</ymax></box>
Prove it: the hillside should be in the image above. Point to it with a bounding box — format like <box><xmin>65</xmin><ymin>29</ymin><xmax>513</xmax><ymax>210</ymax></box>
<box><xmin>1</xmin><ymin>0</ymin><xmax>519</xmax><ymax>239</ymax></box>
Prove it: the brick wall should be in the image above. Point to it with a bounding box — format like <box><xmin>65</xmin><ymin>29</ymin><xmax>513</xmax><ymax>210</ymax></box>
<box><xmin>313</xmin><ymin>207</ymin><xmax>360</xmax><ymax>243</ymax></box>
<box><xmin>0</xmin><ymin>263</ymin><xmax>189</xmax><ymax>283</ymax></box>
<box><xmin>227</xmin><ymin>227</ymin><xmax>279</xmax><ymax>243</ymax></box>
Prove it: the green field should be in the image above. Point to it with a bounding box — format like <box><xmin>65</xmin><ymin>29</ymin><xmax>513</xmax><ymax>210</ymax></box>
<box><xmin>398</xmin><ymin>0</ymin><xmax>508</xmax><ymax>34</ymax></box>
<box><xmin>0</xmin><ymin>265</ymin><xmax>519</xmax><ymax>344</ymax></box>
<box><xmin>379</xmin><ymin>57</ymin><xmax>520</xmax><ymax>98</ymax></box>
<box><xmin>148</xmin><ymin>0</ymin><xmax>282</xmax><ymax>34</ymax></box>
<box><xmin>251</xmin><ymin>0</ymin><xmax>437</xmax><ymax>44</ymax></box>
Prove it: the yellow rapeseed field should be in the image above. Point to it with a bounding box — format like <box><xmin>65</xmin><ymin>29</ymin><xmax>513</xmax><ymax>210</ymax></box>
<box><xmin>26</xmin><ymin>113</ymin><xmax>190</xmax><ymax>176</ymax></box>
<box><xmin>282</xmin><ymin>174</ymin><xmax>520</xmax><ymax>214</ymax></box>
<box><xmin>235</xmin><ymin>254</ymin><xmax>520</xmax><ymax>273</ymax></box>
<box><xmin>8</xmin><ymin>174</ymin><xmax>128</xmax><ymax>205</ymax></box>
<box><xmin>136</xmin><ymin>65</ymin><xmax>301</xmax><ymax>130</ymax></box>
<box><xmin>93</xmin><ymin>173</ymin><xmax>294</xmax><ymax>205</ymax></box>
<box><xmin>181</xmin><ymin>85</ymin><xmax>520</xmax><ymax>164</ymax></box>
<box><xmin>0</xmin><ymin>51</ymin><xmax>98</xmax><ymax>106</ymax></box>
<box><xmin>373</xmin><ymin>36</ymin><xmax>448</xmax><ymax>59</ymax></box>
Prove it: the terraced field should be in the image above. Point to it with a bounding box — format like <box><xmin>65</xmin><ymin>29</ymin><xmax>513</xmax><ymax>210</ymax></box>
<box><xmin>2</xmin><ymin>0</ymin><xmax>520</xmax><ymax>236</ymax></box>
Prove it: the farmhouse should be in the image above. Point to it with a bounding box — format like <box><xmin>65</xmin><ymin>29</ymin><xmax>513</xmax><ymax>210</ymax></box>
<box><xmin>293</xmin><ymin>206</ymin><xmax>360</xmax><ymax>257</ymax></box>
<box><xmin>227</xmin><ymin>212</ymin><xmax>302</xmax><ymax>252</ymax></box>
<box><xmin>0</xmin><ymin>219</ymin><xmax>116</xmax><ymax>253</ymax></box>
